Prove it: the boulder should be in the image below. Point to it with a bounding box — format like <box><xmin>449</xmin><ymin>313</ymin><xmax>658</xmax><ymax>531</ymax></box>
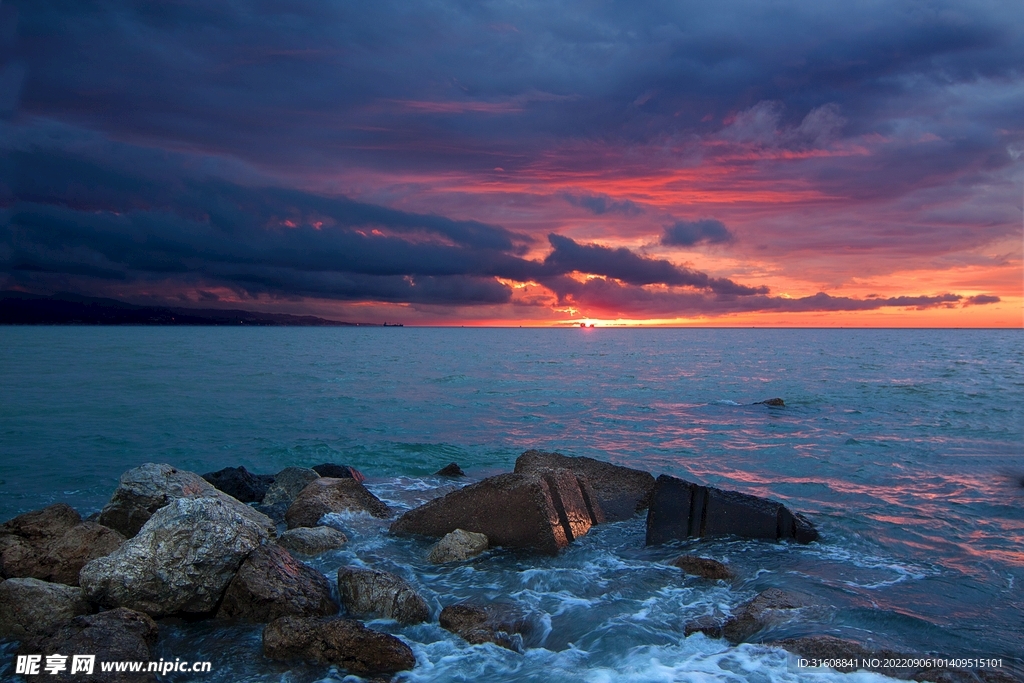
<box><xmin>262</xmin><ymin>467</ymin><xmax>320</xmax><ymax>507</ymax></box>
<box><xmin>427</xmin><ymin>529</ymin><xmax>488</xmax><ymax>564</ymax></box>
<box><xmin>390</xmin><ymin>469</ymin><xmax>605</xmax><ymax>554</ymax></box>
<box><xmin>645</xmin><ymin>474</ymin><xmax>818</xmax><ymax>545</ymax></box>
<box><xmin>277</xmin><ymin>526</ymin><xmax>349</xmax><ymax>555</ymax></box>
<box><xmin>337</xmin><ymin>567</ymin><xmax>429</xmax><ymax>625</ymax></box>
<box><xmin>0</xmin><ymin>577</ymin><xmax>91</xmax><ymax>639</ymax></box>
<box><xmin>312</xmin><ymin>463</ymin><xmax>366</xmax><ymax>483</ymax></box>
<box><xmin>515</xmin><ymin>450</ymin><xmax>655</xmax><ymax>521</ymax></box>
<box><xmin>217</xmin><ymin>544</ymin><xmax>337</xmax><ymax>622</ymax></box>
<box><xmin>772</xmin><ymin>636</ymin><xmax>915</xmax><ymax>677</ymax></box>
<box><xmin>18</xmin><ymin>608</ymin><xmax>159</xmax><ymax>683</ymax></box>
<box><xmin>39</xmin><ymin>523</ymin><xmax>125</xmax><ymax>586</ymax></box>
<box><xmin>202</xmin><ymin>466</ymin><xmax>274</xmax><ymax>503</ymax></box>
<box><xmin>263</xmin><ymin>616</ymin><xmax>415</xmax><ymax>676</ymax></box>
<box><xmin>96</xmin><ymin>463</ymin><xmax>275</xmax><ymax>538</ymax></box>
<box><xmin>285</xmin><ymin>477</ymin><xmax>390</xmax><ymax>529</ymax></box>
<box><xmin>685</xmin><ymin>588</ymin><xmax>814</xmax><ymax>643</ymax></box>
<box><xmin>435</xmin><ymin>462</ymin><xmax>466</xmax><ymax>477</ymax></box>
<box><xmin>439</xmin><ymin>602</ymin><xmax>532</xmax><ymax>651</ymax></box>
<box><xmin>671</xmin><ymin>555</ymin><xmax>735</xmax><ymax>581</ymax></box>
<box><xmin>80</xmin><ymin>496</ymin><xmax>270</xmax><ymax>617</ymax></box>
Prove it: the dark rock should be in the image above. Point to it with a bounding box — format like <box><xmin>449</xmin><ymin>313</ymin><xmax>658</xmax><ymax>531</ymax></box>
<box><xmin>427</xmin><ymin>529</ymin><xmax>488</xmax><ymax>563</ymax></box>
<box><xmin>217</xmin><ymin>544</ymin><xmax>337</xmax><ymax>622</ymax></box>
<box><xmin>755</xmin><ymin>398</ymin><xmax>786</xmax><ymax>407</ymax></box>
<box><xmin>0</xmin><ymin>577</ymin><xmax>91</xmax><ymax>639</ymax></box>
<box><xmin>262</xmin><ymin>467</ymin><xmax>320</xmax><ymax>508</ymax></box>
<box><xmin>285</xmin><ymin>478</ymin><xmax>390</xmax><ymax>528</ymax></box>
<box><xmin>390</xmin><ymin>469</ymin><xmax>604</xmax><ymax>554</ymax></box>
<box><xmin>514</xmin><ymin>450</ymin><xmax>655</xmax><ymax>521</ymax></box>
<box><xmin>645</xmin><ymin>474</ymin><xmax>818</xmax><ymax>545</ymax></box>
<box><xmin>311</xmin><ymin>463</ymin><xmax>366</xmax><ymax>483</ymax></box>
<box><xmin>40</xmin><ymin>522</ymin><xmax>126</xmax><ymax>586</ymax></box>
<box><xmin>1</xmin><ymin>503</ymin><xmax>81</xmax><ymax>540</ymax></box>
<box><xmin>685</xmin><ymin>588</ymin><xmax>814</xmax><ymax>643</ymax></box>
<box><xmin>277</xmin><ymin>526</ymin><xmax>349</xmax><ymax>555</ymax></box>
<box><xmin>254</xmin><ymin>502</ymin><xmax>291</xmax><ymax>524</ymax></box>
<box><xmin>263</xmin><ymin>616</ymin><xmax>416</xmax><ymax>676</ymax></box>
<box><xmin>436</xmin><ymin>462</ymin><xmax>466</xmax><ymax>477</ymax></box>
<box><xmin>671</xmin><ymin>555</ymin><xmax>735</xmax><ymax>580</ymax></box>
<box><xmin>439</xmin><ymin>602</ymin><xmax>532</xmax><ymax>651</ymax></box>
<box><xmin>336</xmin><ymin>567</ymin><xmax>429</xmax><ymax>625</ymax></box>
<box><xmin>202</xmin><ymin>466</ymin><xmax>273</xmax><ymax>503</ymax></box>
<box><xmin>18</xmin><ymin>608</ymin><xmax>159</xmax><ymax>683</ymax></box>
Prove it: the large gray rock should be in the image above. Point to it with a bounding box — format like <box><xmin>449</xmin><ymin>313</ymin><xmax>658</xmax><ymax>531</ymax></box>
<box><xmin>390</xmin><ymin>469</ymin><xmax>604</xmax><ymax>554</ymax></box>
<box><xmin>263</xmin><ymin>616</ymin><xmax>416</xmax><ymax>676</ymax></box>
<box><xmin>0</xmin><ymin>577</ymin><xmax>91</xmax><ymax>639</ymax></box>
<box><xmin>96</xmin><ymin>463</ymin><xmax>275</xmax><ymax>538</ymax></box>
<box><xmin>427</xmin><ymin>529</ymin><xmax>488</xmax><ymax>564</ymax></box>
<box><xmin>646</xmin><ymin>474</ymin><xmax>818</xmax><ymax>545</ymax></box>
<box><xmin>277</xmin><ymin>526</ymin><xmax>349</xmax><ymax>555</ymax></box>
<box><xmin>80</xmin><ymin>496</ymin><xmax>270</xmax><ymax>617</ymax></box>
<box><xmin>685</xmin><ymin>588</ymin><xmax>815</xmax><ymax>643</ymax></box>
<box><xmin>336</xmin><ymin>567</ymin><xmax>429</xmax><ymax>625</ymax></box>
<box><xmin>439</xmin><ymin>602</ymin><xmax>533</xmax><ymax>651</ymax></box>
<box><xmin>262</xmin><ymin>467</ymin><xmax>321</xmax><ymax>507</ymax></box>
<box><xmin>515</xmin><ymin>450</ymin><xmax>656</xmax><ymax>521</ymax></box>
<box><xmin>217</xmin><ymin>543</ymin><xmax>337</xmax><ymax>622</ymax></box>
<box><xmin>18</xmin><ymin>608</ymin><xmax>159</xmax><ymax>683</ymax></box>
<box><xmin>285</xmin><ymin>477</ymin><xmax>390</xmax><ymax>529</ymax></box>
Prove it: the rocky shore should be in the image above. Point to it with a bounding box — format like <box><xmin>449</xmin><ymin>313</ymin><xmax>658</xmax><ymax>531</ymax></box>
<box><xmin>1</xmin><ymin>453</ymin><xmax>1017</xmax><ymax>682</ymax></box>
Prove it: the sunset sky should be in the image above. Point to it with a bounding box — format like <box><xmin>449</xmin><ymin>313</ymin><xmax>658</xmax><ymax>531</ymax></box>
<box><xmin>1</xmin><ymin>0</ymin><xmax>1022</xmax><ymax>326</ymax></box>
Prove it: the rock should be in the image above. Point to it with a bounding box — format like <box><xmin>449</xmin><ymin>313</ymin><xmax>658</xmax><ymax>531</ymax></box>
<box><xmin>773</xmin><ymin>636</ymin><xmax>912</xmax><ymax>676</ymax></box>
<box><xmin>685</xmin><ymin>588</ymin><xmax>814</xmax><ymax>642</ymax></box>
<box><xmin>278</xmin><ymin>526</ymin><xmax>349</xmax><ymax>555</ymax></box>
<box><xmin>96</xmin><ymin>463</ymin><xmax>275</xmax><ymax>538</ymax></box>
<box><xmin>202</xmin><ymin>466</ymin><xmax>274</xmax><ymax>503</ymax></box>
<box><xmin>671</xmin><ymin>555</ymin><xmax>735</xmax><ymax>580</ymax></box>
<box><xmin>0</xmin><ymin>577</ymin><xmax>91</xmax><ymax>639</ymax></box>
<box><xmin>263</xmin><ymin>615</ymin><xmax>415</xmax><ymax>676</ymax></box>
<box><xmin>217</xmin><ymin>544</ymin><xmax>337</xmax><ymax>622</ymax></box>
<box><xmin>80</xmin><ymin>496</ymin><xmax>270</xmax><ymax>617</ymax></box>
<box><xmin>645</xmin><ymin>474</ymin><xmax>818</xmax><ymax>545</ymax></box>
<box><xmin>755</xmin><ymin>398</ymin><xmax>786</xmax><ymax>407</ymax></box>
<box><xmin>427</xmin><ymin>529</ymin><xmax>488</xmax><ymax>564</ymax></box>
<box><xmin>312</xmin><ymin>463</ymin><xmax>366</xmax><ymax>483</ymax></box>
<box><xmin>435</xmin><ymin>462</ymin><xmax>466</xmax><ymax>477</ymax></box>
<box><xmin>18</xmin><ymin>607</ymin><xmax>159</xmax><ymax>683</ymax></box>
<box><xmin>515</xmin><ymin>450</ymin><xmax>655</xmax><ymax>521</ymax></box>
<box><xmin>390</xmin><ymin>469</ymin><xmax>605</xmax><ymax>554</ymax></box>
<box><xmin>439</xmin><ymin>602</ymin><xmax>532</xmax><ymax>651</ymax></box>
<box><xmin>262</xmin><ymin>467</ymin><xmax>321</xmax><ymax>508</ymax></box>
<box><xmin>41</xmin><ymin>523</ymin><xmax>126</xmax><ymax>586</ymax></box>
<box><xmin>285</xmin><ymin>477</ymin><xmax>390</xmax><ymax>528</ymax></box>
<box><xmin>336</xmin><ymin>567</ymin><xmax>429</xmax><ymax>625</ymax></box>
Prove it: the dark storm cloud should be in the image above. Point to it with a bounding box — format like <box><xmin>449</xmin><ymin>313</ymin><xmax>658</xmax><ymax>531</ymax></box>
<box><xmin>661</xmin><ymin>219</ymin><xmax>734</xmax><ymax>247</ymax></box>
<box><xmin>562</xmin><ymin>193</ymin><xmax>644</xmax><ymax>216</ymax></box>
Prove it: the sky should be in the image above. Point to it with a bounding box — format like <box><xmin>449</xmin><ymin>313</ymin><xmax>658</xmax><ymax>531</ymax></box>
<box><xmin>1</xmin><ymin>0</ymin><xmax>1022</xmax><ymax>326</ymax></box>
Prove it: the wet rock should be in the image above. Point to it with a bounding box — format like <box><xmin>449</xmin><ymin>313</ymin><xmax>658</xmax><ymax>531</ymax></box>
<box><xmin>514</xmin><ymin>450</ymin><xmax>655</xmax><ymax>521</ymax></box>
<box><xmin>285</xmin><ymin>477</ymin><xmax>390</xmax><ymax>528</ymax></box>
<box><xmin>0</xmin><ymin>577</ymin><xmax>91</xmax><ymax>639</ymax></box>
<box><xmin>435</xmin><ymin>462</ymin><xmax>466</xmax><ymax>477</ymax></box>
<box><xmin>773</xmin><ymin>636</ymin><xmax>913</xmax><ymax>676</ymax></box>
<box><xmin>202</xmin><ymin>466</ymin><xmax>274</xmax><ymax>503</ymax></box>
<box><xmin>263</xmin><ymin>615</ymin><xmax>415</xmax><ymax>676</ymax></box>
<box><xmin>311</xmin><ymin>463</ymin><xmax>366</xmax><ymax>483</ymax></box>
<box><xmin>685</xmin><ymin>588</ymin><xmax>815</xmax><ymax>643</ymax></box>
<box><xmin>755</xmin><ymin>398</ymin><xmax>786</xmax><ymax>407</ymax></box>
<box><xmin>427</xmin><ymin>529</ymin><xmax>488</xmax><ymax>564</ymax></box>
<box><xmin>19</xmin><ymin>607</ymin><xmax>159</xmax><ymax>683</ymax></box>
<box><xmin>217</xmin><ymin>544</ymin><xmax>337</xmax><ymax>622</ymax></box>
<box><xmin>439</xmin><ymin>602</ymin><xmax>532</xmax><ymax>651</ymax></box>
<box><xmin>80</xmin><ymin>496</ymin><xmax>270</xmax><ymax>617</ymax></box>
<box><xmin>278</xmin><ymin>526</ymin><xmax>349</xmax><ymax>555</ymax></box>
<box><xmin>337</xmin><ymin>567</ymin><xmax>429</xmax><ymax>625</ymax></box>
<box><xmin>671</xmin><ymin>555</ymin><xmax>735</xmax><ymax>580</ymax></box>
<box><xmin>390</xmin><ymin>469</ymin><xmax>604</xmax><ymax>554</ymax></box>
<box><xmin>96</xmin><ymin>463</ymin><xmax>275</xmax><ymax>538</ymax></box>
<box><xmin>262</xmin><ymin>467</ymin><xmax>321</xmax><ymax>508</ymax></box>
<box><xmin>645</xmin><ymin>474</ymin><xmax>818</xmax><ymax>545</ymax></box>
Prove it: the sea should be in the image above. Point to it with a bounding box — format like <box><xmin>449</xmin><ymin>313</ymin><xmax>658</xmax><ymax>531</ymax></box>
<box><xmin>1</xmin><ymin>327</ymin><xmax>1021</xmax><ymax>682</ymax></box>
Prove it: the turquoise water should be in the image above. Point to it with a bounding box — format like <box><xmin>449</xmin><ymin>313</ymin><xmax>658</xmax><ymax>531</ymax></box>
<box><xmin>1</xmin><ymin>328</ymin><xmax>1022</xmax><ymax>681</ymax></box>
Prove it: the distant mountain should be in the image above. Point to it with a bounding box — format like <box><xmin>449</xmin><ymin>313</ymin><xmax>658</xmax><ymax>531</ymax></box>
<box><xmin>0</xmin><ymin>292</ymin><xmax>396</xmax><ymax>326</ymax></box>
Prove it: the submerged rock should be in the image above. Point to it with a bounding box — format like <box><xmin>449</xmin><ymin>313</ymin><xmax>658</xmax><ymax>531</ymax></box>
<box><xmin>772</xmin><ymin>636</ymin><xmax>914</xmax><ymax>676</ymax></box>
<box><xmin>435</xmin><ymin>462</ymin><xmax>466</xmax><ymax>477</ymax></box>
<box><xmin>217</xmin><ymin>544</ymin><xmax>337</xmax><ymax>622</ymax></box>
<box><xmin>277</xmin><ymin>526</ymin><xmax>349</xmax><ymax>555</ymax></box>
<box><xmin>202</xmin><ymin>466</ymin><xmax>274</xmax><ymax>503</ymax></box>
<box><xmin>390</xmin><ymin>468</ymin><xmax>605</xmax><ymax>554</ymax></box>
<box><xmin>645</xmin><ymin>474</ymin><xmax>818</xmax><ymax>545</ymax></box>
<box><xmin>755</xmin><ymin>398</ymin><xmax>786</xmax><ymax>407</ymax></box>
<box><xmin>336</xmin><ymin>567</ymin><xmax>429</xmax><ymax>625</ymax></box>
<box><xmin>427</xmin><ymin>529</ymin><xmax>488</xmax><ymax>564</ymax></box>
<box><xmin>439</xmin><ymin>602</ymin><xmax>532</xmax><ymax>651</ymax></box>
<box><xmin>0</xmin><ymin>577</ymin><xmax>91</xmax><ymax>639</ymax></box>
<box><xmin>671</xmin><ymin>555</ymin><xmax>735</xmax><ymax>580</ymax></box>
<box><xmin>263</xmin><ymin>616</ymin><xmax>416</xmax><ymax>676</ymax></box>
<box><xmin>515</xmin><ymin>450</ymin><xmax>656</xmax><ymax>521</ymax></box>
<box><xmin>685</xmin><ymin>587</ymin><xmax>815</xmax><ymax>642</ymax></box>
<box><xmin>80</xmin><ymin>496</ymin><xmax>270</xmax><ymax>617</ymax></box>
<box><xmin>285</xmin><ymin>477</ymin><xmax>390</xmax><ymax>528</ymax></box>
